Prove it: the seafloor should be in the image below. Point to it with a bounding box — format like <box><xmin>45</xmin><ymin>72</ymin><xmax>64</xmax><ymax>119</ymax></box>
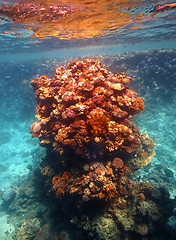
<box><xmin>0</xmin><ymin>48</ymin><xmax>176</xmax><ymax>240</ymax></box>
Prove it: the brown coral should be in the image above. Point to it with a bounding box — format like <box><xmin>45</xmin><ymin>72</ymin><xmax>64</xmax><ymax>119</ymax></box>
<box><xmin>52</xmin><ymin>161</ymin><xmax>127</xmax><ymax>201</ymax></box>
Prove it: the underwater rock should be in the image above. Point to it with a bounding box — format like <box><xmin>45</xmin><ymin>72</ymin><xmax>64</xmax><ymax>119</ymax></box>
<box><xmin>164</xmin><ymin>167</ymin><xmax>174</xmax><ymax>178</ymax></box>
<box><xmin>135</xmin><ymin>223</ymin><xmax>148</xmax><ymax>236</ymax></box>
<box><xmin>35</xmin><ymin>225</ymin><xmax>58</xmax><ymax>240</ymax></box>
<box><xmin>166</xmin><ymin>216</ymin><xmax>176</xmax><ymax>238</ymax></box>
<box><xmin>96</xmin><ymin>215</ymin><xmax>121</xmax><ymax>240</ymax></box>
<box><xmin>2</xmin><ymin>188</ymin><xmax>16</xmax><ymax>203</ymax></box>
<box><xmin>12</xmin><ymin>220</ymin><xmax>39</xmax><ymax>240</ymax></box>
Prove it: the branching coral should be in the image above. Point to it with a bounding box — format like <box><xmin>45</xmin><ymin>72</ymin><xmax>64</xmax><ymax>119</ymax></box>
<box><xmin>31</xmin><ymin>59</ymin><xmax>154</xmax><ymax>201</ymax></box>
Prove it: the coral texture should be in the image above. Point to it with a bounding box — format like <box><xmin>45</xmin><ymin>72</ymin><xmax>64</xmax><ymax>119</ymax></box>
<box><xmin>31</xmin><ymin>59</ymin><xmax>154</xmax><ymax>201</ymax></box>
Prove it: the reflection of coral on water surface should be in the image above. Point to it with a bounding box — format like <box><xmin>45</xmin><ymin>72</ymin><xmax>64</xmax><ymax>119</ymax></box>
<box><xmin>0</xmin><ymin>1</ymin><xmax>73</xmax><ymax>24</ymax></box>
<box><xmin>0</xmin><ymin>0</ymin><xmax>146</xmax><ymax>39</ymax></box>
<box><xmin>31</xmin><ymin>59</ymin><xmax>155</xmax><ymax>201</ymax></box>
<box><xmin>151</xmin><ymin>2</ymin><xmax>176</xmax><ymax>13</ymax></box>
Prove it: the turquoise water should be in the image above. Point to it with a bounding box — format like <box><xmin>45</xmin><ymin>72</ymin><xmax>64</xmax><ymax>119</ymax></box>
<box><xmin>0</xmin><ymin>1</ymin><xmax>176</xmax><ymax>239</ymax></box>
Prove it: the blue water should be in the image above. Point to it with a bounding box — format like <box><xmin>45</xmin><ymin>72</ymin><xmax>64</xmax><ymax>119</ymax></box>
<box><xmin>0</xmin><ymin>0</ymin><xmax>176</xmax><ymax>239</ymax></box>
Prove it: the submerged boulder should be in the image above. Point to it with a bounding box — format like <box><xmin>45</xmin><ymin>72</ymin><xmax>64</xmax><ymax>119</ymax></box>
<box><xmin>2</xmin><ymin>188</ymin><xmax>16</xmax><ymax>203</ymax></box>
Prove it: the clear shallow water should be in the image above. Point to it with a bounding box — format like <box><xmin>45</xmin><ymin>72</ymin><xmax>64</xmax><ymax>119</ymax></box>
<box><xmin>0</xmin><ymin>1</ymin><xmax>176</xmax><ymax>240</ymax></box>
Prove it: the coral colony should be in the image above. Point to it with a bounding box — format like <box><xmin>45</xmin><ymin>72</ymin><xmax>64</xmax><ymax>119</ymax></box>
<box><xmin>31</xmin><ymin>59</ymin><xmax>155</xmax><ymax>202</ymax></box>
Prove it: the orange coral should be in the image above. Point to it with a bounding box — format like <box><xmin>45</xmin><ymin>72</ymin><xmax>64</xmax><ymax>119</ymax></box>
<box><xmin>51</xmin><ymin>161</ymin><xmax>127</xmax><ymax>201</ymax></box>
<box><xmin>31</xmin><ymin>59</ymin><xmax>143</xmax><ymax>158</ymax></box>
<box><xmin>30</xmin><ymin>121</ymin><xmax>42</xmax><ymax>138</ymax></box>
<box><xmin>87</xmin><ymin>113</ymin><xmax>110</xmax><ymax>138</ymax></box>
<box><xmin>131</xmin><ymin>97</ymin><xmax>145</xmax><ymax>113</ymax></box>
<box><xmin>31</xmin><ymin>59</ymin><xmax>155</xmax><ymax>201</ymax></box>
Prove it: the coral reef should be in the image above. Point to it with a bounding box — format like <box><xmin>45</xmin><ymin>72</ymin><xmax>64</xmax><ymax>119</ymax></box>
<box><xmin>52</xmin><ymin>160</ymin><xmax>128</xmax><ymax>201</ymax></box>
<box><xmin>68</xmin><ymin>181</ymin><xmax>176</xmax><ymax>240</ymax></box>
<box><xmin>3</xmin><ymin>164</ymin><xmax>175</xmax><ymax>240</ymax></box>
<box><xmin>31</xmin><ymin>59</ymin><xmax>154</xmax><ymax>201</ymax></box>
<box><xmin>2</xmin><ymin>51</ymin><xmax>176</xmax><ymax>240</ymax></box>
